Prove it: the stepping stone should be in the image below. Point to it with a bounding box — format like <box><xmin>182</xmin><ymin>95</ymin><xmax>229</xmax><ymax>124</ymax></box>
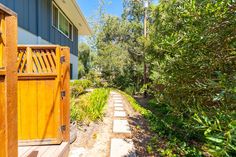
<box><xmin>113</xmin><ymin>120</ymin><xmax>131</xmax><ymax>134</ymax></box>
<box><xmin>114</xmin><ymin>100</ymin><xmax>123</xmax><ymax>103</ymax></box>
<box><xmin>113</xmin><ymin>98</ymin><xmax>122</xmax><ymax>100</ymax></box>
<box><xmin>112</xmin><ymin>94</ymin><xmax>120</xmax><ymax>96</ymax></box>
<box><xmin>110</xmin><ymin>138</ymin><xmax>136</xmax><ymax>157</ymax></box>
<box><xmin>114</xmin><ymin>111</ymin><xmax>126</xmax><ymax>117</ymax></box>
<box><xmin>113</xmin><ymin>94</ymin><xmax>121</xmax><ymax>97</ymax></box>
<box><xmin>114</xmin><ymin>107</ymin><xmax>124</xmax><ymax>111</ymax></box>
<box><xmin>114</xmin><ymin>103</ymin><xmax>123</xmax><ymax>107</ymax></box>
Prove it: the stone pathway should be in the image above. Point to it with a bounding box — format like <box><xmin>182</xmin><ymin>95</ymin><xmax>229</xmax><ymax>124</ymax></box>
<box><xmin>69</xmin><ymin>91</ymin><xmax>136</xmax><ymax>157</ymax></box>
<box><xmin>110</xmin><ymin>91</ymin><xmax>136</xmax><ymax>157</ymax></box>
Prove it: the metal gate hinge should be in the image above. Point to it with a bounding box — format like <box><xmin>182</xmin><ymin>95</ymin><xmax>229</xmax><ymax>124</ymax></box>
<box><xmin>60</xmin><ymin>56</ymin><xmax>65</xmax><ymax>63</ymax></box>
<box><xmin>61</xmin><ymin>90</ymin><xmax>66</xmax><ymax>99</ymax></box>
<box><xmin>60</xmin><ymin>125</ymin><xmax>66</xmax><ymax>132</ymax></box>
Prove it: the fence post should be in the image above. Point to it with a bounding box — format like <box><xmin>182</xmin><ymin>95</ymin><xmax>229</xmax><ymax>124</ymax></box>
<box><xmin>60</xmin><ymin>47</ymin><xmax>70</xmax><ymax>142</ymax></box>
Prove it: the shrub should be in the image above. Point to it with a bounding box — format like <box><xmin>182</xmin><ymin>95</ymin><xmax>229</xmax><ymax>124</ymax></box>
<box><xmin>118</xmin><ymin>90</ymin><xmax>203</xmax><ymax>156</ymax></box>
<box><xmin>70</xmin><ymin>86</ymin><xmax>84</xmax><ymax>98</ymax></box>
<box><xmin>72</xmin><ymin>79</ymin><xmax>92</xmax><ymax>89</ymax></box>
<box><xmin>70</xmin><ymin>79</ymin><xmax>92</xmax><ymax>98</ymax></box>
<box><xmin>70</xmin><ymin>88</ymin><xmax>110</xmax><ymax>124</ymax></box>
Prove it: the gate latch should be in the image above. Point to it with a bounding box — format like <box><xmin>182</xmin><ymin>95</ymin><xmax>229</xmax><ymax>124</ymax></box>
<box><xmin>60</xmin><ymin>56</ymin><xmax>65</xmax><ymax>63</ymax></box>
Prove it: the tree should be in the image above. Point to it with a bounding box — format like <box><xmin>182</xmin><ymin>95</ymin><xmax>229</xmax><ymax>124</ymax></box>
<box><xmin>95</xmin><ymin>15</ymin><xmax>130</xmax><ymax>85</ymax></box>
<box><xmin>148</xmin><ymin>0</ymin><xmax>236</xmax><ymax>155</ymax></box>
<box><xmin>78</xmin><ymin>43</ymin><xmax>91</xmax><ymax>78</ymax></box>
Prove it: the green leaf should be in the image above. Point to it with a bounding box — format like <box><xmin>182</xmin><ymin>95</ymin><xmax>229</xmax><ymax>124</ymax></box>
<box><xmin>206</xmin><ymin>136</ymin><xmax>224</xmax><ymax>143</ymax></box>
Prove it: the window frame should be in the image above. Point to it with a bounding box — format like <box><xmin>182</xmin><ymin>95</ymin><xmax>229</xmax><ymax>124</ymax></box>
<box><xmin>52</xmin><ymin>2</ymin><xmax>73</xmax><ymax>41</ymax></box>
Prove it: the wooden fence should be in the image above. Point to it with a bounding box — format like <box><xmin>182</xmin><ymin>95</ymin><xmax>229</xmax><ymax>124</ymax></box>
<box><xmin>17</xmin><ymin>45</ymin><xmax>70</xmax><ymax>146</ymax></box>
<box><xmin>0</xmin><ymin>4</ymin><xmax>18</xmax><ymax>157</ymax></box>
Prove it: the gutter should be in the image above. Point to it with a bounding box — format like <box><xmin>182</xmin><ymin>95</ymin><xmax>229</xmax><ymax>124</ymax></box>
<box><xmin>71</xmin><ymin>0</ymin><xmax>92</xmax><ymax>35</ymax></box>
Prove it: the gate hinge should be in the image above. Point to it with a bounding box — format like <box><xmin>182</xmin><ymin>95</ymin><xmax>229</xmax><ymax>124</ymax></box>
<box><xmin>61</xmin><ymin>90</ymin><xmax>66</xmax><ymax>99</ymax></box>
<box><xmin>60</xmin><ymin>56</ymin><xmax>65</xmax><ymax>63</ymax></box>
<box><xmin>60</xmin><ymin>125</ymin><xmax>66</xmax><ymax>132</ymax></box>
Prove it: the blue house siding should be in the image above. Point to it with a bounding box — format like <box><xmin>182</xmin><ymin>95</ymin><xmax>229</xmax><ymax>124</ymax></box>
<box><xmin>0</xmin><ymin>0</ymin><xmax>78</xmax><ymax>56</ymax></box>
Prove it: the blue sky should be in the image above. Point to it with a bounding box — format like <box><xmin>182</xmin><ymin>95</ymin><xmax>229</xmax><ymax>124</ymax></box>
<box><xmin>77</xmin><ymin>0</ymin><xmax>123</xmax><ymax>18</ymax></box>
<box><xmin>77</xmin><ymin>0</ymin><xmax>159</xmax><ymax>19</ymax></box>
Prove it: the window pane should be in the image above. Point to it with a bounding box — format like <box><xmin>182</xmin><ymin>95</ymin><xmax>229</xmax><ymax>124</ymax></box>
<box><xmin>69</xmin><ymin>24</ymin><xmax>73</xmax><ymax>40</ymax></box>
<box><xmin>70</xmin><ymin>64</ymin><xmax>73</xmax><ymax>79</ymax></box>
<box><xmin>52</xmin><ymin>5</ymin><xmax>58</xmax><ymax>28</ymax></box>
<box><xmin>59</xmin><ymin>12</ymin><xmax>69</xmax><ymax>36</ymax></box>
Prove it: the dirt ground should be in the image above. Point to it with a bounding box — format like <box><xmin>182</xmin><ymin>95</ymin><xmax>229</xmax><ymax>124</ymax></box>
<box><xmin>69</xmin><ymin>95</ymin><xmax>113</xmax><ymax>157</ymax></box>
<box><xmin>69</xmin><ymin>93</ymin><xmax>158</xmax><ymax>157</ymax></box>
<box><xmin>123</xmin><ymin>95</ymin><xmax>160</xmax><ymax>157</ymax></box>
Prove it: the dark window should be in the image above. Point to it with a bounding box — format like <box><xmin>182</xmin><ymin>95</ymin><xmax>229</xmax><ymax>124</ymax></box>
<box><xmin>70</xmin><ymin>63</ymin><xmax>73</xmax><ymax>79</ymax></box>
<box><xmin>52</xmin><ymin>5</ymin><xmax>58</xmax><ymax>28</ymax></box>
<box><xmin>52</xmin><ymin>3</ymin><xmax>73</xmax><ymax>41</ymax></box>
<box><xmin>59</xmin><ymin>12</ymin><xmax>69</xmax><ymax>36</ymax></box>
<box><xmin>69</xmin><ymin>24</ymin><xmax>73</xmax><ymax>40</ymax></box>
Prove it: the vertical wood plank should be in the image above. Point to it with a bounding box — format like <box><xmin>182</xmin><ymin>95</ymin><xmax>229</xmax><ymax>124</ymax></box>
<box><xmin>0</xmin><ymin>77</ymin><xmax>6</xmax><ymax>157</ymax></box>
<box><xmin>5</xmin><ymin>11</ymin><xmax>18</xmax><ymax>157</ymax></box>
<box><xmin>19</xmin><ymin>81</ymin><xmax>30</xmax><ymax>140</ymax></box>
<box><xmin>26</xmin><ymin>47</ymin><xmax>33</xmax><ymax>73</ymax></box>
<box><xmin>55</xmin><ymin>46</ymin><xmax>62</xmax><ymax>142</ymax></box>
<box><xmin>60</xmin><ymin>47</ymin><xmax>70</xmax><ymax>141</ymax></box>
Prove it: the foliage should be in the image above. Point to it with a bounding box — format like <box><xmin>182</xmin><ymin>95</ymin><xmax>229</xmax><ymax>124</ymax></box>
<box><xmin>83</xmin><ymin>0</ymin><xmax>236</xmax><ymax>156</ymax></box>
<box><xmin>119</xmin><ymin>90</ymin><xmax>203</xmax><ymax>156</ymax></box>
<box><xmin>144</xmin><ymin>0</ymin><xmax>236</xmax><ymax>156</ymax></box>
<box><xmin>70</xmin><ymin>88</ymin><xmax>110</xmax><ymax>123</ymax></box>
<box><xmin>78</xmin><ymin>43</ymin><xmax>92</xmax><ymax>79</ymax></box>
<box><xmin>70</xmin><ymin>85</ymin><xmax>84</xmax><ymax>98</ymax></box>
<box><xmin>70</xmin><ymin>79</ymin><xmax>93</xmax><ymax>97</ymax></box>
<box><xmin>95</xmin><ymin>15</ymin><xmax>130</xmax><ymax>83</ymax></box>
<box><xmin>90</xmin><ymin>0</ymin><xmax>150</xmax><ymax>92</ymax></box>
<box><xmin>193</xmin><ymin>113</ymin><xmax>236</xmax><ymax>156</ymax></box>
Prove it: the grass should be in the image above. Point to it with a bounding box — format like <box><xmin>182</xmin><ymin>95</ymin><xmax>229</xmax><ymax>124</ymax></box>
<box><xmin>70</xmin><ymin>88</ymin><xmax>110</xmax><ymax>124</ymax></box>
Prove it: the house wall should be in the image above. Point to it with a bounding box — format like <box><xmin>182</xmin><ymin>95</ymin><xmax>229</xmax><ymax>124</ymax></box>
<box><xmin>0</xmin><ymin>0</ymin><xmax>79</xmax><ymax>79</ymax></box>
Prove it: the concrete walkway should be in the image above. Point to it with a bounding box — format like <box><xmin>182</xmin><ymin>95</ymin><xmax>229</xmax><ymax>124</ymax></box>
<box><xmin>110</xmin><ymin>91</ymin><xmax>136</xmax><ymax>157</ymax></box>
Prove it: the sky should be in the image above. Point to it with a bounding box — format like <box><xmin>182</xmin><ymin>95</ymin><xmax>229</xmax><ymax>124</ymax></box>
<box><xmin>77</xmin><ymin>0</ymin><xmax>123</xmax><ymax>18</ymax></box>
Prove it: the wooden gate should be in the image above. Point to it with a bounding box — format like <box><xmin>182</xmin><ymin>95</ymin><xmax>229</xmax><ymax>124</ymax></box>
<box><xmin>0</xmin><ymin>4</ymin><xmax>18</xmax><ymax>157</ymax></box>
<box><xmin>17</xmin><ymin>45</ymin><xmax>70</xmax><ymax>146</ymax></box>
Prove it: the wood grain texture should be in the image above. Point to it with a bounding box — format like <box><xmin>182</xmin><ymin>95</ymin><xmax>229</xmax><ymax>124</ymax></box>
<box><xmin>0</xmin><ymin>5</ymin><xmax>18</xmax><ymax>157</ymax></box>
<box><xmin>60</xmin><ymin>47</ymin><xmax>70</xmax><ymax>142</ymax></box>
<box><xmin>17</xmin><ymin>46</ymin><xmax>70</xmax><ymax>146</ymax></box>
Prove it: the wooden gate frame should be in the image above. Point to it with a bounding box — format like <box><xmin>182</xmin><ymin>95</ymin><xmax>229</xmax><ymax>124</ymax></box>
<box><xmin>17</xmin><ymin>45</ymin><xmax>70</xmax><ymax>145</ymax></box>
<box><xmin>0</xmin><ymin>4</ymin><xmax>18</xmax><ymax>157</ymax></box>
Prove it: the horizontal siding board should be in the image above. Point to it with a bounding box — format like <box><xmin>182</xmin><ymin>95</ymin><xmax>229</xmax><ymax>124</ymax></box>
<box><xmin>6</xmin><ymin>0</ymin><xmax>14</xmax><ymax>9</ymax></box>
<box><xmin>28</xmin><ymin>0</ymin><xmax>37</xmax><ymax>34</ymax></box>
<box><xmin>14</xmin><ymin>0</ymin><xmax>24</xmax><ymax>27</ymax></box>
<box><xmin>23</xmin><ymin>0</ymin><xmax>29</xmax><ymax>31</ymax></box>
<box><xmin>0</xmin><ymin>0</ymin><xmax>78</xmax><ymax>56</ymax></box>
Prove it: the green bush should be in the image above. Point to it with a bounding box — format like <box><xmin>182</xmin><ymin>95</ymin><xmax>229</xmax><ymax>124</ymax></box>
<box><xmin>124</xmin><ymin>86</ymin><xmax>135</xmax><ymax>95</ymax></box>
<box><xmin>70</xmin><ymin>86</ymin><xmax>84</xmax><ymax>98</ymax></box>
<box><xmin>70</xmin><ymin>79</ymin><xmax>92</xmax><ymax>98</ymax></box>
<box><xmin>70</xmin><ymin>88</ymin><xmax>110</xmax><ymax>124</ymax></box>
<box><xmin>145</xmin><ymin>0</ymin><xmax>236</xmax><ymax>156</ymax></box>
<box><xmin>118</xmin><ymin>90</ymin><xmax>203</xmax><ymax>156</ymax></box>
<box><xmin>72</xmin><ymin>79</ymin><xmax>92</xmax><ymax>89</ymax></box>
<box><xmin>119</xmin><ymin>89</ymin><xmax>236</xmax><ymax>156</ymax></box>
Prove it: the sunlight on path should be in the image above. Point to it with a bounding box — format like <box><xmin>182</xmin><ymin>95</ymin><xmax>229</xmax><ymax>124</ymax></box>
<box><xmin>69</xmin><ymin>91</ymin><xmax>136</xmax><ymax>157</ymax></box>
<box><xmin>110</xmin><ymin>91</ymin><xmax>136</xmax><ymax>157</ymax></box>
